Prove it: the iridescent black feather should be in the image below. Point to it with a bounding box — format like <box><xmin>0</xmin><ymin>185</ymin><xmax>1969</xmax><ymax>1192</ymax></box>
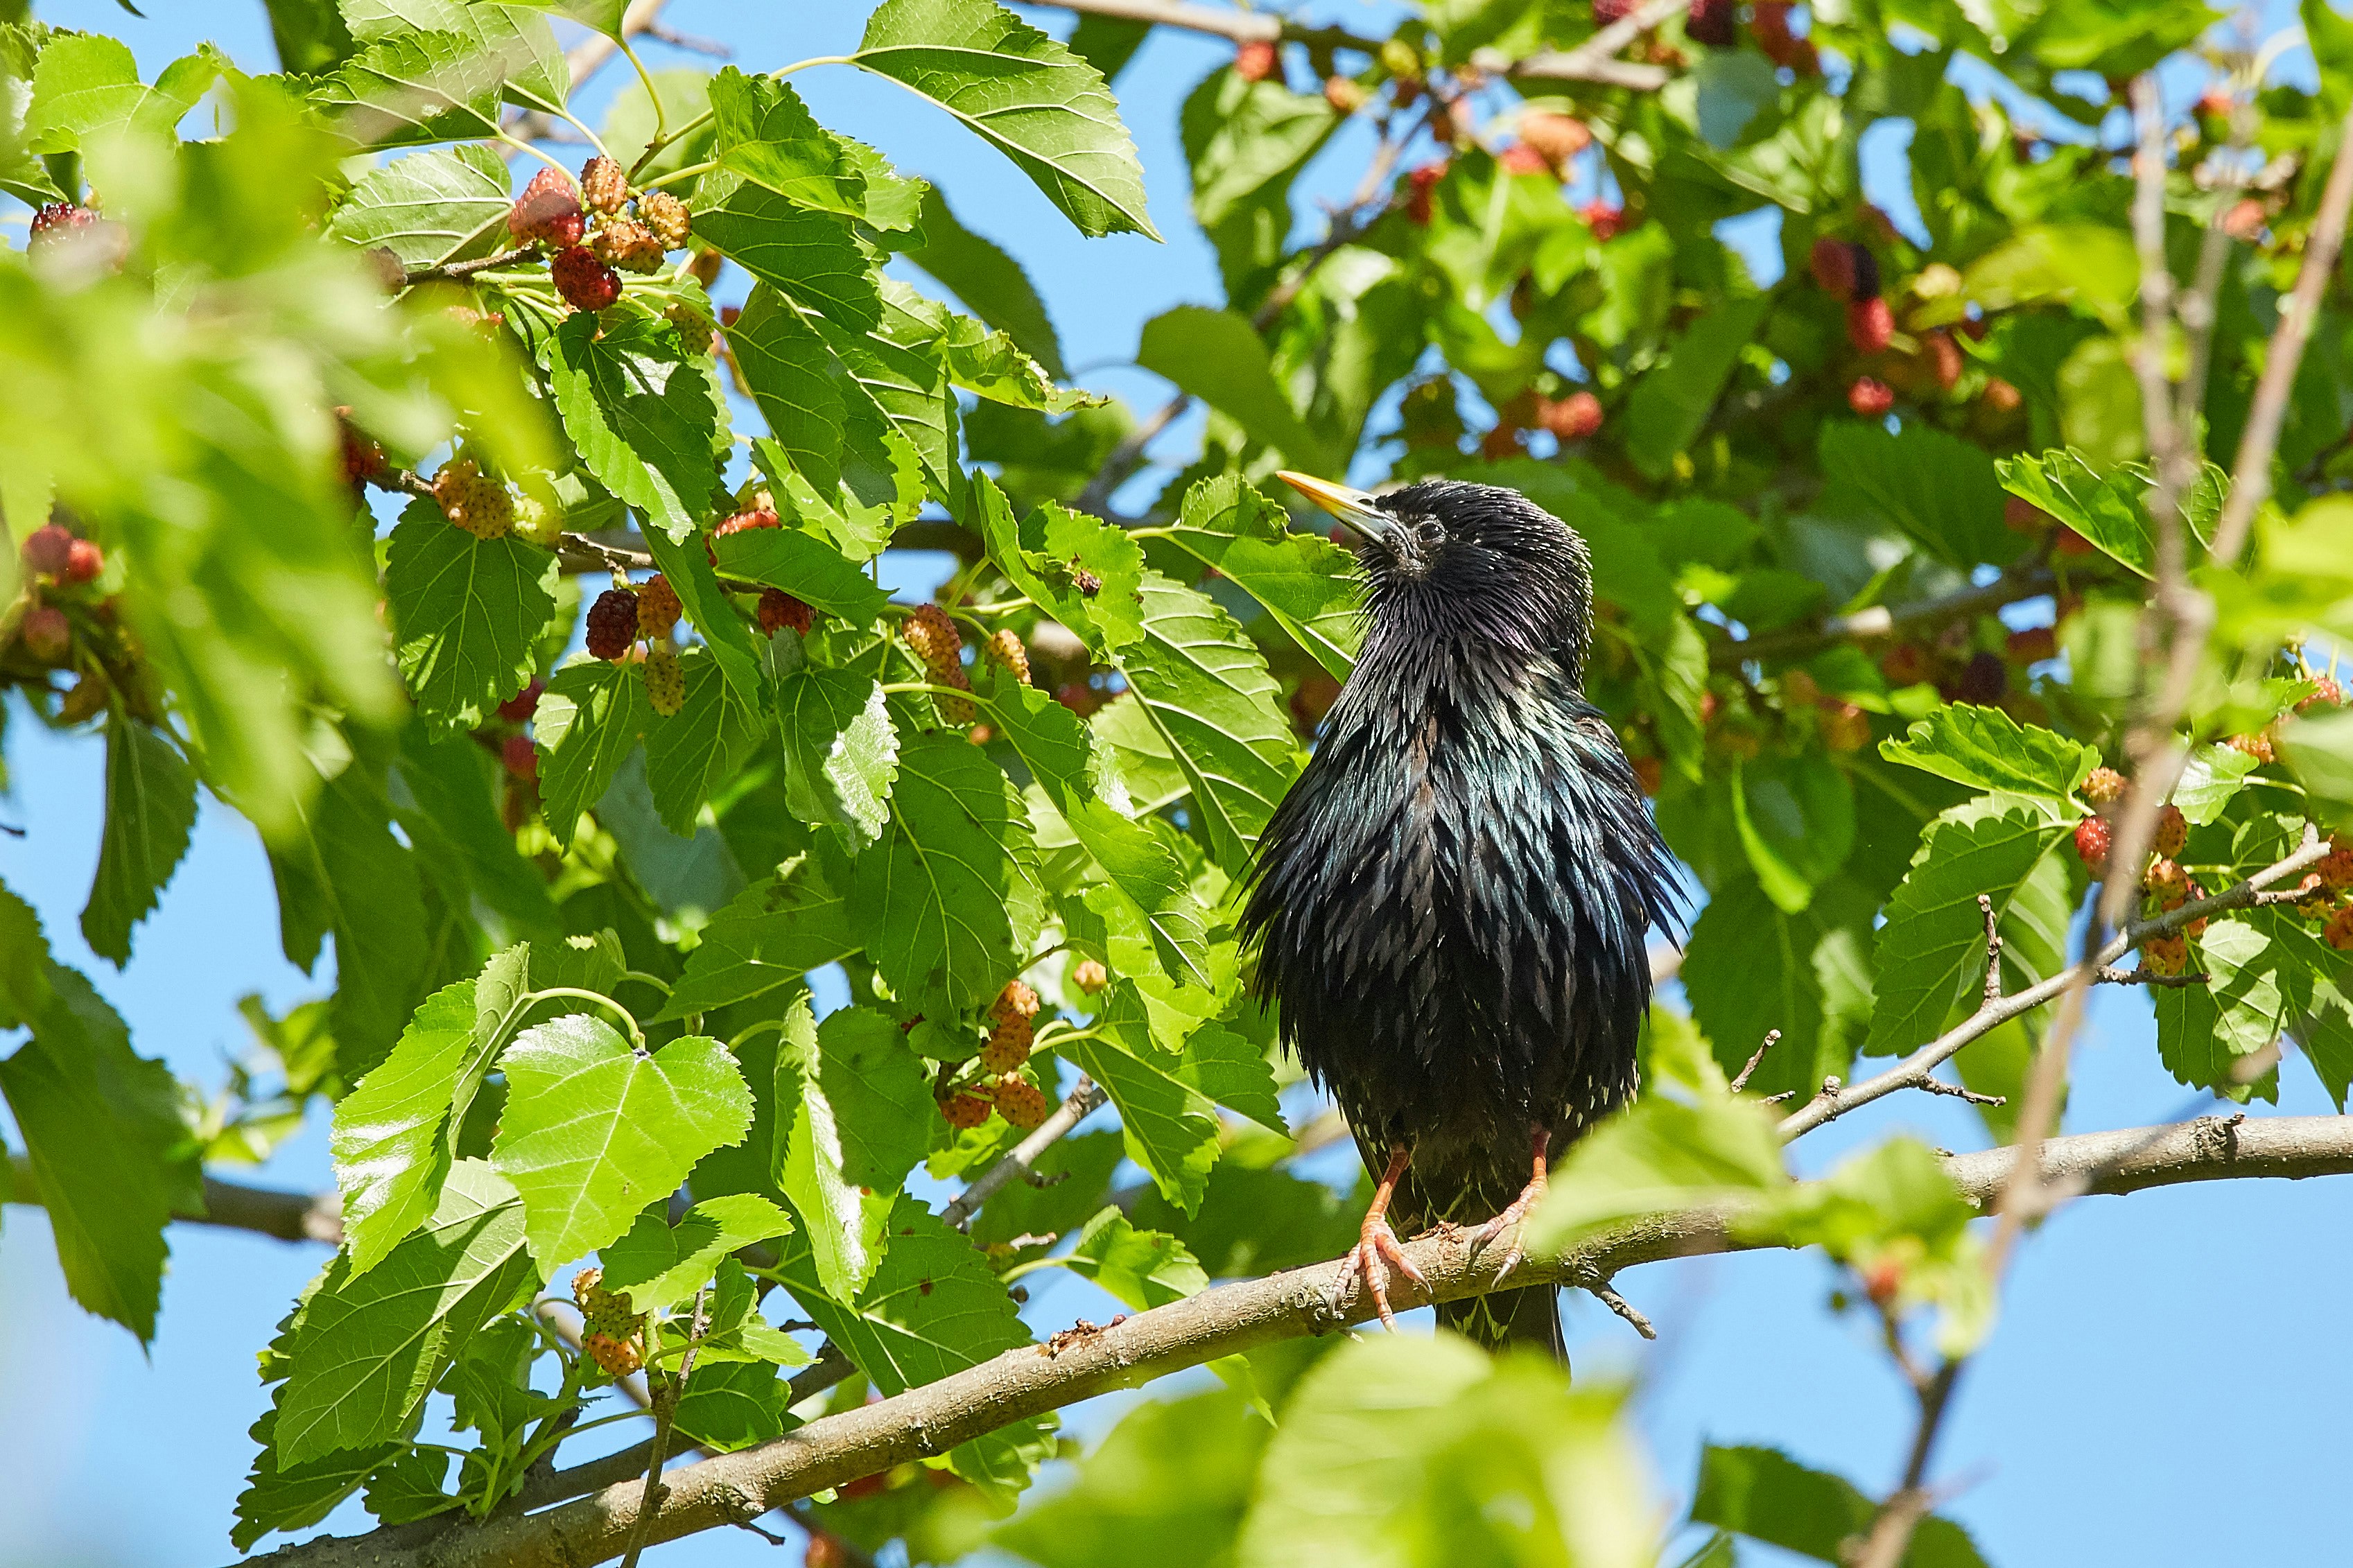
<box><xmin>1241</xmin><ymin>479</ymin><xmax>1681</xmax><ymax>1357</ymax></box>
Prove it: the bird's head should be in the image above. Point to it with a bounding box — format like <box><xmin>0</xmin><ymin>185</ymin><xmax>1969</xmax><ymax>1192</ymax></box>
<box><xmin>1279</xmin><ymin>472</ymin><xmax>1596</xmax><ymax>679</ymax></box>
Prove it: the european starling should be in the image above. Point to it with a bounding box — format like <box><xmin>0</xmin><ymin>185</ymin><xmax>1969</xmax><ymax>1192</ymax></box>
<box><xmin>1242</xmin><ymin>474</ymin><xmax>1681</xmax><ymax>1357</ymax></box>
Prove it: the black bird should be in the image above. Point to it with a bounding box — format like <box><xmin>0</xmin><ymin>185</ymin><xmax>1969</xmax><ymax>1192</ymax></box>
<box><xmin>1240</xmin><ymin>473</ymin><xmax>1681</xmax><ymax>1357</ymax></box>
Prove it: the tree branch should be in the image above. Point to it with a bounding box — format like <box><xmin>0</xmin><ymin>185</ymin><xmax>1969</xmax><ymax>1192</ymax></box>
<box><xmin>5</xmin><ymin>1158</ymin><xmax>344</xmax><ymax>1246</ymax></box>
<box><xmin>1483</xmin><ymin>0</ymin><xmax>1684</xmax><ymax>92</ymax></box>
<box><xmin>1708</xmin><ymin>564</ymin><xmax>2058</xmax><ymax>671</ymax></box>
<box><xmin>939</xmin><ymin>1077</ymin><xmax>1108</xmax><ymax>1231</ymax></box>
<box><xmin>1777</xmin><ymin>833</ymin><xmax>2329</xmax><ymax>1139</ymax></box>
<box><xmin>240</xmin><ymin>1114</ymin><xmax>2353</xmax><ymax>1568</ymax></box>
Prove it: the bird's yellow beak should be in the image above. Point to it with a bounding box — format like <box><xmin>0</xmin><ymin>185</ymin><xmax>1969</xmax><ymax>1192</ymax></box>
<box><xmin>1278</xmin><ymin>471</ymin><xmax>1398</xmax><ymax>547</ymax></box>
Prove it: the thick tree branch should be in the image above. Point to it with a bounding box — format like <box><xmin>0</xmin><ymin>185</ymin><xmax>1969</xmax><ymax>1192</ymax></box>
<box><xmin>241</xmin><ymin>1114</ymin><xmax>2353</xmax><ymax>1568</ymax></box>
<box><xmin>5</xmin><ymin>1158</ymin><xmax>344</xmax><ymax>1246</ymax></box>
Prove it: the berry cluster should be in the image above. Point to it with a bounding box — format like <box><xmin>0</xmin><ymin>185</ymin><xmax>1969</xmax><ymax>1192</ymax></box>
<box><xmin>432</xmin><ymin>458</ymin><xmax>514</xmax><ymax>541</ymax></box>
<box><xmin>933</xmin><ymin>980</ymin><xmax>1055</xmax><ymax>1131</ymax></box>
<box><xmin>571</xmin><ymin>1266</ymin><xmax>647</xmax><ymax>1378</ymax></box>
<box><xmin>901</xmin><ymin>604</ymin><xmax>975</xmax><ymax>723</ymax></box>
<box><xmin>509</xmin><ymin>159</ymin><xmax>698</xmax><ymax>317</ymax></box>
<box><xmin>12</xmin><ymin>520</ymin><xmax>112</xmax><ymax>682</ymax></box>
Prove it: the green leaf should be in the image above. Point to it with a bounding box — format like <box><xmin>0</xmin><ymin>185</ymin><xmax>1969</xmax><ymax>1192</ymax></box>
<box><xmin>345</xmin><ymin>0</ymin><xmax>569</xmax><ymax>113</ymax></box>
<box><xmin>1731</xmin><ymin>753</ymin><xmax>1855</xmax><ymax>916</ymax></box>
<box><xmin>1108</xmin><ymin>570</ymin><xmax>1300</xmax><ymax>871</ymax></box>
<box><xmin>492</xmin><ymin>1014</ymin><xmax>754</xmax><ymax>1266</ymax></box>
<box><xmin>852</xmin><ymin>733</ymin><xmax>1048</xmax><ymax>1014</ymax></box>
<box><xmin>813</xmin><ymin>1004</ymin><xmax>935</xmax><ymax>1192</ymax></box>
<box><xmin>1064</xmin><ymin>1025</ymin><xmax>1222</xmax><ymax>1216</ymax></box>
<box><xmin>534</xmin><ymin>658</ymin><xmax>652</xmax><ymax>848</ymax></box>
<box><xmin>276</xmin><ymin>1162</ymin><xmax>537</xmax><ymax>1464</ymax></box>
<box><xmin>641</xmin><ymin>646</ymin><xmax>764</xmax><ymax>837</ymax></box>
<box><xmin>1682</xmin><ymin>871</ymin><xmax>1876</xmax><ymax>1101</ymax></box>
<box><xmin>812</xmin><ymin>285</ymin><xmax>965</xmax><ymax>514</ymax></box>
<box><xmin>691</xmin><ymin>175</ymin><xmax>881</xmax><ymax>333</ymax></box>
<box><xmin>776</xmin><ymin>668</ymin><xmax>899</xmax><ymax>843</ymax></box>
<box><xmin>600</xmin><ymin>1192</ymin><xmax>793</xmax><ymax>1313</ymax></box>
<box><xmin>707</xmin><ymin>67</ymin><xmax>867</xmax><ymax>217</ymax></box>
<box><xmin>331</xmin><ymin>945</ymin><xmax>528</xmax><ymax>1275</ymax></box>
<box><xmin>326</xmin><ymin>143</ymin><xmax>512</xmax><ymax>267</ymax></box>
<box><xmin>1522</xmin><ymin>1095</ymin><xmax>1788</xmax><ymax>1253</ymax></box>
<box><xmin>1235</xmin><ymin>1336</ymin><xmax>1653</xmax><ymax>1568</ymax></box>
<box><xmin>1822</xmin><ymin>420</ymin><xmax>2017</xmax><ymax>570</ymax></box>
<box><xmin>1176</xmin><ymin>1022</ymin><xmax>1285</xmax><ymax>1133</ymax></box>
<box><xmin>674</xmin><ymin>1359</ymin><xmax>792</xmax><ymax>1452</ymax></box>
<box><xmin>544</xmin><ymin>313</ymin><xmax>727</xmax><ymax>544</ymax></box>
<box><xmin>773</xmin><ymin>1193</ymin><xmax>1050</xmax><ymax>1504</ymax></box>
<box><xmin>659</xmin><ymin>853</ymin><xmax>859</xmax><ymax>1020</ymax></box>
<box><xmin>971</xmin><ymin>476</ymin><xmax>1148</xmax><ymax>655</ymax></box>
<box><xmin>2175</xmin><ymin>741</ymin><xmax>2260</xmax><ymax>826</ymax></box>
<box><xmin>1866</xmin><ymin>800</ymin><xmax>2071</xmax><ymax>1057</ymax></box>
<box><xmin>25</xmin><ymin>34</ymin><xmax>216</xmax><ymax>154</ymax></box>
<box><xmin>712</xmin><ymin>524</ymin><xmax>889</xmax><ymax>622</ymax></box>
<box><xmin>79</xmin><ymin>713</ymin><xmax>197</xmax><ymax>966</ymax></box>
<box><xmin>853</xmin><ymin>0</ymin><xmax>1156</xmax><ymax>241</ymax></box>
<box><xmin>975</xmin><ymin>664</ymin><xmax>1213</xmax><ymax>987</ymax></box>
<box><xmin>397</xmin><ymin>727</ymin><xmax>562</xmax><ymax>941</ymax></box>
<box><xmin>903</xmin><ymin>183</ymin><xmax>1066</xmax><ymax>378</ymax></box>
<box><xmin>1060</xmin><ymin>1206</ymin><xmax>1209</xmax><ymax>1310</ymax></box>
<box><xmin>384</xmin><ymin>498</ymin><xmax>560</xmax><ymax>729</ymax></box>
<box><xmin>311</xmin><ymin>31</ymin><xmax>504</xmax><ymax>148</ymax></box>
<box><xmin>1163</xmin><ymin>472</ymin><xmax>1363</xmax><ymax>679</ymax></box>
<box><xmin>771</xmin><ymin>995</ymin><xmax>894</xmax><ymax>1300</ymax></box>
<box><xmin>268</xmin><ymin>747</ymin><xmax>431</xmax><ymax>1077</ymax></box>
<box><xmin>2156</xmin><ymin>916</ymin><xmax>2291</xmax><ymax>1092</ymax></box>
<box><xmin>1137</xmin><ymin>306</ymin><xmax>1330</xmax><ymax>471</ymax></box>
<box><xmin>993</xmin><ymin>1386</ymin><xmax>1265</xmax><ymax>1568</ymax></box>
<box><xmin>1879</xmin><ymin>704</ymin><xmax>2099</xmax><ymax>803</ymax></box>
<box><xmin>1624</xmin><ymin>297</ymin><xmax>1769</xmax><ymax>480</ymax></box>
<box><xmin>1996</xmin><ymin>447</ymin><xmax>2162</xmax><ymax>577</ymax></box>
<box><xmin>724</xmin><ymin>285</ymin><xmax>849</xmax><ymax>496</ymax></box>
<box><xmin>232</xmin><ymin>1409</ymin><xmax>400</xmax><ymax>1552</ymax></box>
<box><xmin>0</xmin><ymin>917</ymin><xmax>189</xmax><ymax>1342</ymax></box>
<box><xmin>1692</xmin><ymin>1445</ymin><xmax>1989</xmax><ymax>1567</ymax></box>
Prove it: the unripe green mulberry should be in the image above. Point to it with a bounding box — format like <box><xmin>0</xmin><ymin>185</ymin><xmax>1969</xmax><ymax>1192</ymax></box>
<box><xmin>644</xmin><ymin>641</ymin><xmax>684</xmax><ymax>717</ymax></box>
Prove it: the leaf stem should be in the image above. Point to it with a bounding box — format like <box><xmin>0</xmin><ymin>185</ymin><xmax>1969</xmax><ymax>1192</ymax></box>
<box><xmin>523</xmin><ymin>988</ymin><xmax>647</xmax><ymax>1049</ymax></box>
<box><xmin>641</xmin><ymin>159</ymin><xmax>717</xmax><ymax>191</ymax></box>
<box><xmin>618</xmin><ymin>35</ymin><xmax>668</xmax><ymax>148</ymax></box>
<box><xmin>497</xmin><ymin>130</ymin><xmax>573</xmax><ymax>177</ymax></box>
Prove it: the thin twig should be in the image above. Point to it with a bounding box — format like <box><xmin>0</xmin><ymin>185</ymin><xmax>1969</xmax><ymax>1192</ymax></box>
<box><xmin>1778</xmin><ymin>833</ymin><xmax>2330</xmax><ymax>1139</ymax></box>
<box><xmin>939</xmin><ymin>1077</ymin><xmax>1107</xmax><ymax>1231</ymax></box>
<box><xmin>1709</xmin><ymin>566</ymin><xmax>2058</xmax><ymax>670</ymax></box>
<box><xmin>1032</xmin><ymin>0</ymin><xmax>1376</xmax><ymax>51</ymax></box>
<box><xmin>402</xmin><ymin>246</ymin><xmax>535</xmax><ymax>285</ymax></box>
<box><xmin>1977</xmin><ymin>894</ymin><xmax>2004</xmax><ymax>1009</ymax></box>
<box><xmin>1729</xmin><ymin>1030</ymin><xmax>1780</xmax><ymax>1095</ymax></box>
<box><xmin>1491</xmin><ymin>0</ymin><xmax>1684</xmax><ymax>91</ymax></box>
<box><xmin>618</xmin><ymin>1284</ymin><xmax>711</xmax><ymax>1568</ymax></box>
<box><xmin>2094</xmin><ymin>964</ymin><xmax>2210</xmax><ymax>986</ymax></box>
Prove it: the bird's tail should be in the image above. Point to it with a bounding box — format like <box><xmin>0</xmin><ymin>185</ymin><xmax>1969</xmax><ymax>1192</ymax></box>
<box><xmin>1436</xmin><ymin>1286</ymin><xmax>1566</xmax><ymax>1361</ymax></box>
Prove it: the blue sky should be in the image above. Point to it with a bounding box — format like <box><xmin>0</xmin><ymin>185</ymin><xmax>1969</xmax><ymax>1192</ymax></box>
<box><xmin>3</xmin><ymin>3</ymin><xmax>2350</xmax><ymax>1565</ymax></box>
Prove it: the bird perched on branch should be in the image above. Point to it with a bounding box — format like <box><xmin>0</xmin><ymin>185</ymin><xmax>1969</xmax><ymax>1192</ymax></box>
<box><xmin>1242</xmin><ymin>473</ymin><xmax>1681</xmax><ymax>1357</ymax></box>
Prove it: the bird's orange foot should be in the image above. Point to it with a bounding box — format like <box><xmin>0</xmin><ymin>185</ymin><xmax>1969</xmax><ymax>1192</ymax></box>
<box><xmin>1470</xmin><ymin>1174</ymin><xmax>1548</xmax><ymax>1285</ymax></box>
<box><xmin>1338</xmin><ymin>1213</ymin><xmax>1427</xmax><ymax>1330</ymax></box>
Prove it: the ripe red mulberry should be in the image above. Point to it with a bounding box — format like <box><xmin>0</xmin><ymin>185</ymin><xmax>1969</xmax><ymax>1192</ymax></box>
<box><xmin>1848</xmin><ymin>377</ymin><xmax>1894</xmax><ymax>417</ymax></box>
<box><xmin>1848</xmin><ymin>296</ymin><xmax>1894</xmax><ymax>354</ymax></box>
<box><xmin>758</xmin><ymin>588</ymin><xmax>813</xmax><ymax>636</ymax></box>
<box><xmin>550</xmin><ymin>245</ymin><xmax>621</xmax><ymax>311</ymax></box>
<box><xmin>2073</xmin><ymin>815</ymin><xmax>2111</xmax><ymax>871</ymax></box>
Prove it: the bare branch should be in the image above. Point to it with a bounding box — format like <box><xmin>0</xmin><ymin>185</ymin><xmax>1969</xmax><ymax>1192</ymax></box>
<box><xmin>240</xmin><ymin>1115</ymin><xmax>2353</xmax><ymax>1568</ymax></box>
<box><xmin>2094</xmin><ymin>964</ymin><xmax>2210</xmax><ymax>987</ymax></box>
<box><xmin>1493</xmin><ymin>0</ymin><xmax>1684</xmax><ymax>91</ymax></box>
<box><xmin>401</xmin><ymin>245</ymin><xmax>536</xmax><ymax>285</ymax></box>
<box><xmin>1708</xmin><ymin>564</ymin><xmax>2058</xmax><ymax>671</ymax></box>
<box><xmin>1027</xmin><ymin>0</ymin><xmax>1375</xmax><ymax>51</ymax></box>
<box><xmin>939</xmin><ymin>1077</ymin><xmax>1108</xmax><ymax>1231</ymax></box>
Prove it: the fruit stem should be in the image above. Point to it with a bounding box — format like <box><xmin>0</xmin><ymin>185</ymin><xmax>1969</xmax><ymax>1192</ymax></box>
<box><xmin>523</xmin><ymin>987</ymin><xmax>647</xmax><ymax>1049</ymax></box>
<box><xmin>617</xmin><ymin>35</ymin><xmax>669</xmax><ymax>149</ymax></box>
<box><xmin>496</xmin><ymin>130</ymin><xmax>575</xmax><ymax>178</ymax></box>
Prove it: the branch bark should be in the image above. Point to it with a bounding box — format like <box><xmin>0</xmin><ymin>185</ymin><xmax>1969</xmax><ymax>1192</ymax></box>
<box><xmin>241</xmin><ymin>1114</ymin><xmax>2353</xmax><ymax>1568</ymax></box>
<box><xmin>4</xmin><ymin>1157</ymin><xmax>344</xmax><ymax>1246</ymax></box>
<box><xmin>1708</xmin><ymin>564</ymin><xmax>2058</xmax><ymax>671</ymax></box>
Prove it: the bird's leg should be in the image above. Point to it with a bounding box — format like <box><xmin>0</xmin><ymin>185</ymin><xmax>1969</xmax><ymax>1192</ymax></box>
<box><xmin>1339</xmin><ymin>1144</ymin><xmax>1427</xmax><ymax>1331</ymax></box>
<box><xmin>1470</xmin><ymin>1126</ymin><xmax>1553</xmax><ymax>1284</ymax></box>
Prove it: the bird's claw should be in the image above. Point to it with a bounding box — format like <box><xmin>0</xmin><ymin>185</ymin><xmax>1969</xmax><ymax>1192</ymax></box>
<box><xmin>1338</xmin><ymin>1215</ymin><xmax>1426</xmax><ymax>1330</ymax></box>
<box><xmin>1470</xmin><ymin>1186</ymin><xmax>1544</xmax><ymax>1286</ymax></box>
